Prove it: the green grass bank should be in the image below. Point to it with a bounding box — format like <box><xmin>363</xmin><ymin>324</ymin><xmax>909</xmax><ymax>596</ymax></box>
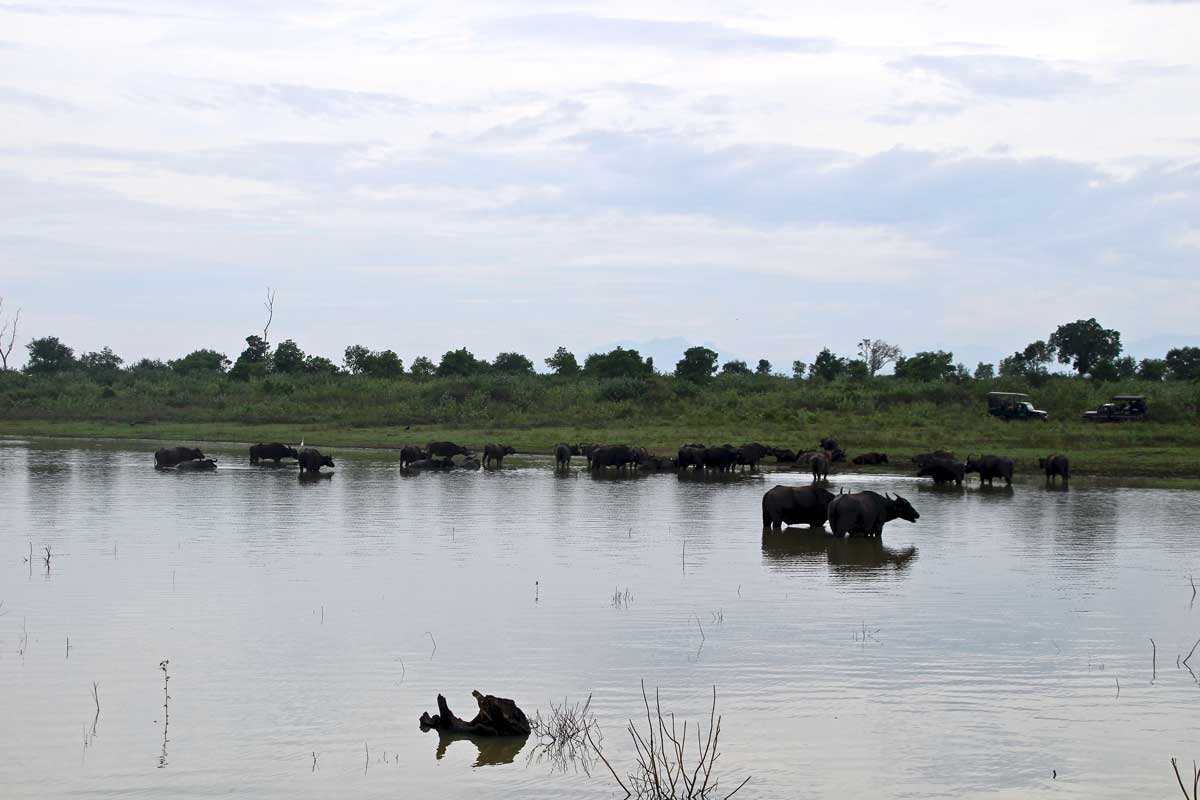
<box><xmin>1</xmin><ymin>370</ymin><xmax>1197</xmax><ymax>477</ymax></box>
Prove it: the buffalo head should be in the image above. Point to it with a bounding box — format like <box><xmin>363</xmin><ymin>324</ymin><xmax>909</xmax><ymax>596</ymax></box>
<box><xmin>887</xmin><ymin>493</ymin><xmax>920</xmax><ymax>523</ymax></box>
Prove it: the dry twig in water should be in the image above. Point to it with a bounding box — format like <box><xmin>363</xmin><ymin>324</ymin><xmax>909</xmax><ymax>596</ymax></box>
<box><xmin>528</xmin><ymin>694</ymin><xmax>601</xmax><ymax>774</ymax></box>
<box><xmin>588</xmin><ymin>682</ymin><xmax>749</xmax><ymax>799</ymax></box>
<box><xmin>1171</xmin><ymin>757</ymin><xmax>1200</xmax><ymax>799</ymax></box>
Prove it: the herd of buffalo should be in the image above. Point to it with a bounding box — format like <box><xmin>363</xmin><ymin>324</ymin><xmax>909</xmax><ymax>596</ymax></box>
<box><xmin>152</xmin><ymin>437</ymin><xmax>1073</xmax><ymax>538</ymax></box>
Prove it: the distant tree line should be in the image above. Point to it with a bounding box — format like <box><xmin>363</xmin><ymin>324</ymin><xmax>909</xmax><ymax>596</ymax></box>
<box><xmin>9</xmin><ymin>317</ymin><xmax>1200</xmax><ymax>384</ymax></box>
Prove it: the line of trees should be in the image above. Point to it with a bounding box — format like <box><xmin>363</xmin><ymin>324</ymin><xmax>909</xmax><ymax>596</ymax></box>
<box><xmin>7</xmin><ymin>318</ymin><xmax>1200</xmax><ymax>384</ymax></box>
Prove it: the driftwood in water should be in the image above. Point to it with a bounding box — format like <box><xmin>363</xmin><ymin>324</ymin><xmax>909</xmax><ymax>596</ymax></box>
<box><xmin>419</xmin><ymin>691</ymin><xmax>530</xmax><ymax>736</ymax></box>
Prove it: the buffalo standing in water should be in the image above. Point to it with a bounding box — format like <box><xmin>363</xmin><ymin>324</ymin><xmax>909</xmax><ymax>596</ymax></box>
<box><xmin>809</xmin><ymin>453</ymin><xmax>830</xmax><ymax>482</ymax></box>
<box><xmin>298</xmin><ymin>448</ymin><xmax>335</xmax><ymax>474</ymax></box>
<box><xmin>553</xmin><ymin>443</ymin><xmax>578</xmax><ymax>469</ymax></box>
<box><xmin>154</xmin><ymin>446</ymin><xmax>204</xmax><ymax>468</ymax></box>
<box><xmin>249</xmin><ymin>442</ymin><xmax>298</xmax><ymax>463</ymax></box>
<box><xmin>677</xmin><ymin>444</ymin><xmax>707</xmax><ymax>470</ymax></box>
<box><xmin>736</xmin><ymin>443</ymin><xmax>770</xmax><ymax>471</ymax></box>
<box><xmin>701</xmin><ymin>445</ymin><xmax>738</xmax><ymax>473</ymax></box>
<box><xmin>827</xmin><ymin>491</ymin><xmax>919</xmax><ymax>537</ymax></box>
<box><xmin>400</xmin><ymin>446</ymin><xmax>428</xmax><ymax>468</ymax></box>
<box><xmin>482</xmin><ymin>444</ymin><xmax>516</xmax><ymax>468</ymax></box>
<box><xmin>1038</xmin><ymin>455</ymin><xmax>1070</xmax><ymax>485</ymax></box>
<box><xmin>912</xmin><ymin>451</ymin><xmax>955</xmax><ymax>468</ymax></box>
<box><xmin>770</xmin><ymin>447</ymin><xmax>798</xmax><ymax>463</ymax></box>
<box><xmin>917</xmin><ymin>458</ymin><xmax>965</xmax><ymax>485</ymax></box>
<box><xmin>964</xmin><ymin>454</ymin><xmax>1014</xmax><ymax>486</ymax></box>
<box><xmin>590</xmin><ymin>444</ymin><xmax>637</xmax><ymax>470</ymax></box>
<box><xmin>761</xmin><ymin>485</ymin><xmax>835</xmax><ymax>529</ymax></box>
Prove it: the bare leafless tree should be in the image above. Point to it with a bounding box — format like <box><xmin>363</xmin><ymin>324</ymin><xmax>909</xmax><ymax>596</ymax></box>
<box><xmin>262</xmin><ymin>287</ymin><xmax>275</xmax><ymax>342</ymax></box>
<box><xmin>0</xmin><ymin>297</ymin><xmax>20</xmax><ymax>371</ymax></box>
<box><xmin>857</xmin><ymin>338</ymin><xmax>901</xmax><ymax>377</ymax></box>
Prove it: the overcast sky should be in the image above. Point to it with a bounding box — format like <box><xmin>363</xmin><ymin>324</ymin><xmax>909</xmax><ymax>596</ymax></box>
<box><xmin>2</xmin><ymin>0</ymin><xmax>1198</xmax><ymax>371</ymax></box>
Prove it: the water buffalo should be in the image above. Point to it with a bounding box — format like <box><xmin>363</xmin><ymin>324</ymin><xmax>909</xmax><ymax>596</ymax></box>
<box><xmin>175</xmin><ymin>458</ymin><xmax>217</xmax><ymax>471</ymax></box>
<box><xmin>298</xmin><ymin>448</ymin><xmax>335</xmax><ymax>474</ymax></box>
<box><xmin>154</xmin><ymin>446</ymin><xmax>204</xmax><ymax>468</ymax></box>
<box><xmin>917</xmin><ymin>458</ymin><xmax>965</xmax><ymax>485</ymax></box>
<box><xmin>677</xmin><ymin>444</ymin><xmax>707</xmax><ymax>470</ymax></box>
<box><xmin>810</xmin><ymin>453</ymin><xmax>830</xmax><ymax>481</ymax></box>
<box><xmin>701</xmin><ymin>445</ymin><xmax>738</xmax><ymax>473</ymax></box>
<box><xmin>770</xmin><ymin>447</ymin><xmax>798</xmax><ymax>463</ymax></box>
<box><xmin>482</xmin><ymin>444</ymin><xmax>516</xmax><ymax>468</ymax></box>
<box><xmin>590</xmin><ymin>444</ymin><xmax>636</xmax><ymax>470</ymax></box>
<box><xmin>761</xmin><ymin>485</ymin><xmax>835</xmax><ymax>529</ymax></box>
<box><xmin>582</xmin><ymin>443</ymin><xmax>602</xmax><ymax>468</ymax></box>
<box><xmin>1038</xmin><ymin>455</ymin><xmax>1070</xmax><ymax>485</ymax></box>
<box><xmin>428</xmin><ymin>441</ymin><xmax>472</xmax><ymax>458</ymax></box>
<box><xmin>406</xmin><ymin>458</ymin><xmax>455</xmax><ymax>471</ymax></box>
<box><xmin>737</xmin><ymin>443</ymin><xmax>771</xmax><ymax>471</ymax></box>
<box><xmin>553</xmin><ymin>443</ymin><xmax>577</xmax><ymax>469</ymax></box>
<box><xmin>456</xmin><ymin>458</ymin><xmax>481</xmax><ymax>471</ymax></box>
<box><xmin>249</xmin><ymin>442</ymin><xmax>298</xmax><ymax>463</ymax></box>
<box><xmin>820</xmin><ymin>437</ymin><xmax>839</xmax><ymax>453</ymax></box>
<box><xmin>637</xmin><ymin>454</ymin><xmax>677</xmax><ymax>470</ymax></box>
<box><xmin>400</xmin><ymin>446</ymin><xmax>428</xmax><ymax>468</ymax></box>
<box><xmin>964</xmin><ymin>454</ymin><xmax>1014</xmax><ymax>486</ymax></box>
<box><xmin>852</xmin><ymin>452</ymin><xmax>889</xmax><ymax>466</ymax></box>
<box><xmin>827</xmin><ymin>491</ymin><xmax>919</xmax><ymax>537</ymax></box>
<box><xmin>912</xmin><ymin>451</ymin><xmax>955</xmax><ymax>468</ymax></box>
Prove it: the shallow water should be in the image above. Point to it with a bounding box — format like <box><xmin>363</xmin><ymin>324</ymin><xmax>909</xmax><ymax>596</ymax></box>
<box><xmin>2</xmin><ymin>438</ymin><xmax>1199</xmax><ymax>799</ymax></box>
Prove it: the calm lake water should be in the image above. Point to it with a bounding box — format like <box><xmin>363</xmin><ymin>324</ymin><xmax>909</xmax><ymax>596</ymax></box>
<box><xmin>2</xmin><ymin>438</ymin><xmax>1200</xmax><ymax>799</ymax></box>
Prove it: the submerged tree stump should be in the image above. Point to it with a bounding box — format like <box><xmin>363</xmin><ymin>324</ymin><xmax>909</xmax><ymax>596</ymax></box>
<box><xmin>419</xmin><ymin>691</ymin><xmax>531</xmax><ymax>737</ymax></box>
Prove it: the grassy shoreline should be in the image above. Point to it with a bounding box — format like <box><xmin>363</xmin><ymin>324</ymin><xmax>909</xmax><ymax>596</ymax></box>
<box><xmin>2</xmin><ymin>417</ymin><xmax>1196</xmax><ymax>479</ymax></box>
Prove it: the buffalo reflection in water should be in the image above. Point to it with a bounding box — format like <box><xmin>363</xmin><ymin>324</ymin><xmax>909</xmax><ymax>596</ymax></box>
<box><xmin>762</xmin><ymin>529</ymin><xmax>918</xmax><ymax>576</ymax></box>
<box><xmin>430</xmin><ymin>731</ymin><xmax>529</xmax><ymax>767</ymax></box>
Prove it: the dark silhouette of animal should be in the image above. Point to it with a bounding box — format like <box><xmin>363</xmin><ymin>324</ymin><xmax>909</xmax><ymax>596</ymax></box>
<box><xmin>637</xmin><ymin>454</ymin><xmax>677</xmax><ymax>470</ymax></box>
<box><xmin>406</xmin><ymin>458</ymin><xmax>454</xmax><ymax>471</ymax></box>
<box><xmin>428</xmin><ymin>441</ymin><xmax>472</xmax><ymax>458</ymax></box>
<box><xmin>827</xmin><ymin>491</ymin><xmax>919</xmax><ymax>537</ymax></box>
<box><xmin>852</xmin><ymin>452</ymin><xmax>888</xmax><ymax>465</ymax></box>
<box><xmin>964</xmin><ymin>454</ymin><xmax>1014</xmax><ymax>486</ymax></box>
<box><xmin>174</xmin><ymin>458</ymin><xmax>217</xmax><ymax>471</ymax></box>
<box><xmin>761</xmin><ymin>485</ymin><xmax>835</xmax><ymax>529</ymax></box>
<box><xmin>400</xmin><ymin>446</ymin><xmax>428</xmax><ymax>468</ymax></box>
<box><xmin>581</xmin><ymin>443</ymin><xmax>603</xmax><ymax>467</ymax></box>
<box><xmin>298</xmin><ymin>448</ymin><xmax>335</xmax><ymax>474</ymax></box>
<box><xmin>154</xmin><ymin>446</ymin><xmax>204</xmax><ymax>468</ymax></box>
<box><xmin>736</xmin><ymin>443</ymin><xmax>770</xmax><ymax>471</ymax></box>
<box><xmin>554</xmin><ymin>443</ymin><xmax>577</xmax><ymax>469</ymax></box>
<box><xmin>912</xmin><ymin>451</ymin><xmax>955</xmax><ymax>468</ymax></box>
<box><xmin>482</xmin><ymin>444</ymin><xmax>516</xmax><ymax>468</ymax></box>
<box><xmin>701</xmin><ymin>445</ymin><xmax>738</xmax><ymax>472</ymax></box>
<box><xmin>820</xmin><ymin>437</ymin><xmax>839</xmax><ymax>452</ymax></box>
<box><xmin>770</xmin><ymin>447</ymin><xmax>798</xmax><ymax>463</ymax></box>
<box><xmin>1038</xmin><ymin>455</ymin><xmax>1070</xmax><ymax>485</ymax></box>
<box><xmin>810</xmin><ymin>452</ymin><xmax>830</xmax><ymax>481</ymax></box>
<box><xmin>677</xmin><ymin>444</ymin><xmax>707</xmax><ymax>470</ymax></box>
<box><xmin>457</xmin><ymin>458</ymin><xmax>481</xmax><ymax>471</ymax></box>
<box><xmin>590</xmin><ymin>444</ymin><xmax>637</xmax><ymax>470</ymax></box>
<box><xmin>249</xmin><ymin>442</ymin><xmax>298</xmax><ymax>463</ymax></box>
<box><xmin>917</xmin><ymin>458</ymin><xmax>965</xmax><ymax>485</ymax></box>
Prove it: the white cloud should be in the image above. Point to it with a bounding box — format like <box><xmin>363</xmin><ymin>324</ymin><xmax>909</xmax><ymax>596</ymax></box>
<box><xmin>0</xmin><ymin>0</ymin><xmax>1198</xmax><ymax>368</ymax></box>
